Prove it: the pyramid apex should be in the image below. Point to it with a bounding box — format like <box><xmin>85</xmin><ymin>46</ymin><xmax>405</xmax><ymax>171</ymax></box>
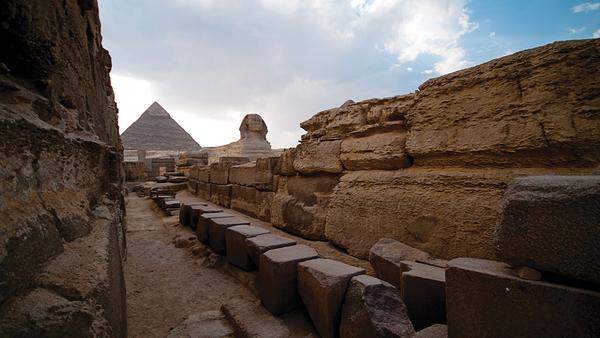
<box><xmin>144</xmin><ymin>101</ymin><xmax>169</xmax><ymax>117</ymax></box>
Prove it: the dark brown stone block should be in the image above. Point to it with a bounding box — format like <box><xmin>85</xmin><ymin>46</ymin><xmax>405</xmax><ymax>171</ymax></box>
<box><xmin>446</xmin><ymin>258</ymin><xmax>600</xmax><ymax>338</ymax></box>
<box><xmin>245</xmin><ymin>234</ymin><xmax>296</xmax><ymax>267</ymax></box>
<box><xmin>208</xmin><ymin>217</ymin><xmax>250</xmax><ymax>254</ymax></box>
<box><xmin>495</xmin><ymin>176</ymin><xmax>600</xmax><ymax>285</ymax></box>
<box><xmin>189</xmin><ymin>205</ymin><xmax>222</xmax><ymax>230</ymax></box>
<box><xmin>400</xmin><ymin>261</ymin><xmax>446</xmax><ymax>331</ymax></box>
<box><xmin>179</xmin><ymin>202</ymin><xmax>207</xmax><ymax>226</ymax></box>
<box><xmin>369</xmin><ymin>238</ymin><xmax>433</xmax><ymax>289</ymax></box>
<box><xmin>413</xmin><ymin>324</ymin><xmax>447</xmax><ymax>338</ymax></box>
<box><xmin>298</xmin><ymin>258</ymin><xmax>365</xmax><ymax>338</ymax></box>
<box><xmin>225</xmin><ymin>225</ymin><xmax>269</xmax><ymax>270</ymax></box>
<box><xmin>209</xmin><ymin>183</ymin><xmax>232</xmax><ymax>208</ymax></box>
<box><xmin>197</xmin><ymin>212</ymin><xmax>234</xmax><ymax>243</ymax></box>
<box><xmin>258</xmin><ymin>245</ymin><xmax>319</xmax><ymax>315</ymax></box>
<box><xmin>340</xmin><ymin>274</ymin><xmax>414</xmax><ymax>338</ymax></box>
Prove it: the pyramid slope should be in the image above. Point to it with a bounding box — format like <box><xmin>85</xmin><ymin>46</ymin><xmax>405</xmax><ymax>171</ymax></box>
<box><xmin>121</xmin><ymin>102</ymin><xmax>201</xmax><ymax>151</ymax></box>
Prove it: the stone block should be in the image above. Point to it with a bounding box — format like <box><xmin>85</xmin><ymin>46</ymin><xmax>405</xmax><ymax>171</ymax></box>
<box><xmin>293</xmin><ymin>140</ymin><xmax>343</xmax><ymax>174</ymax></box>
<box><xmin>369</xmin><ymin>238</ymin><xmax>433</xmax><ymax>289</ymax></box>
<box><xmin>197</xmin><ymin>212</ymin><xmax>233</xmax><ymax>243</ymax></box>
<box><xmin>230</xmin><ymin>184</ymin><xmax>258</xmax><ymax>217</ymax></box>
<box><xmin>221</xmin><ymin>297</ymin><xmax>290</xmax><ymax>338</ymax></box>
<box><xmin>340</xmin><ymin>132</ymin><xmax>412</xmax><ymax>170</ymax></box>
<box><xmin>225</xmin><ymin>225</ymin><xmax>269</xmax><ymax>270</ymax></box>
<box><xmin>179</xmin><ymin>202</ymin><xmax>206</xmax><ymax>226</ymax></box>
<box><xmin>255</xmin><ymin>157</ymin><xmax>279</xmax><ymax>191</ymax></box>
<box><xmin>495</xmin><ymin>176</ymin><xmax>600</xmax><ymax>284</ymax></box>
<box><xmin>229</xmin><ymin>162</ymin><xmax>257</xmax><ymax>186</ymax></box>
<box><xmin>413</xmin><ymin>324</ymin><xmax>447</xmax><ymax>338</ymax></box>
<box><xmin>209</xmin><ymin>162</ymin><xmax>231</xmax><ymax>184</ymax></box>
<box><xmin>446</xmin><ymin>258</ymin><xmax>600</xmax><ymax>338</ymax></box>
<box><xmin>270</xmin><ymin>193</ymin><xmax>328</xmax><ymax>240</ymax></box>
<box><xmin>189</xmin><ymin>205</ymin><xmax>222</xmax><ymax>230</ymax></box>
<box><xmin>245</xmin><ymin>234</ymin><xmax>296</xmax><ymax>267</ymax></box>
<box><xmin>196</xmin><ymin>181</ymin><xmax>211</xmax><ymax>200</ymax></box>
<box><xmin>286</xmin><ymin>175</ymin><xmax>339</xmax><ymax>206</ymax></box>
<box><xmin>275</xmin><ymin>148</ymin><xmax>296</xmax><ymax>176</ymax></box>
<box><xmin>340</xmin><ymin>274</ymin><xmax>415</xmax><ymax>338</ymax></box>
<box><xmin>208</xmin><ymin>217</ymin><xmax>251</xmax><ymax>254</ymax></box>
<box><xmin>297</xmin><ymin>258</ymin><xmax>365</xmax><ymax>338</ymax></box>
<box><xmin>400</xmin><ymin>261</ymin><xmax>446</xmax><ymax>331</ymax></box>
<box><xmin>256</xmin><ymin>190</ymin><xmax>274</xmax><ymax>222</ymax></box>
<box><xmin>209</xmin><ymin>183</ymin><xmax>232</xmax><ymax>208</ymax></box>
<box><xmin>197</xmin><ymin>165</ymin><xmax>211</xmax><ymax>182</ymax></box>
<box><xmin>257</xmin><ymin>245</ymin><xmax>319</xmax><ymax>315</ymax></box>
<box><xmin>219</xmin><ymin>156</ymin><xmax>250</xmax><ymax>165</ymax></box>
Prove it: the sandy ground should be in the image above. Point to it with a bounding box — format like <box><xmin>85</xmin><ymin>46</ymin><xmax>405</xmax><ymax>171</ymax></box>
<box><xmin>124</xmin><ymin>195</ymin><xmax>253</xmax><ymax>338</ymax></box>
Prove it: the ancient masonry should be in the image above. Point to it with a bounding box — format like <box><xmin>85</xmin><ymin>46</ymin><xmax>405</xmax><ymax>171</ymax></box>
<box><xmin>0</xmin><ymin>0</ymin><xmax>126</xmax><ymax>337</ymax></box>
<box><xmin>180</xmin><ymin>39</ymin><xmax>600</xmax><ymax>337</ymax></box>
<box><xmin>1</xmin><ymin>0</ymin><xmax>600</xmax><ymax>336</ymax></box>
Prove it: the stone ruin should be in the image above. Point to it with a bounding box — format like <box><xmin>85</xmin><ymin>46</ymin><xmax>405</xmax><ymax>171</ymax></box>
<box><xmin>0</xmin><ymin>0</ymin><xmax>599</xmax><ymax>336</ymax></box>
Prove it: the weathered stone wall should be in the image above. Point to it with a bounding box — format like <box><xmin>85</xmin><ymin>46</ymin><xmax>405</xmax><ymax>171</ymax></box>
<box><xmin>189</xmin><ymin>39</ymin><xmax>600</xmax><ymax>262</ymax></box>
<box><xmin>0</xmin><ymin>0</ymin><xmax>126</xmax><ymax>336</ymax></box>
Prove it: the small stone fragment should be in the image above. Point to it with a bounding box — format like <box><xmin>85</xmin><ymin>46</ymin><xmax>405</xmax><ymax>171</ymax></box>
<box><xmin>513</xmin><ymin>266</ymin><xmax>542</xmax><ymax>281</ymax></box>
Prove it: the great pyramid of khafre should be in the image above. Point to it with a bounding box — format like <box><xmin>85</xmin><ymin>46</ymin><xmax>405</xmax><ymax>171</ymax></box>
<box><xmin>121</xmin><ymin>102</ymin><xmax>201</xmax><ymax>151</ymax></box>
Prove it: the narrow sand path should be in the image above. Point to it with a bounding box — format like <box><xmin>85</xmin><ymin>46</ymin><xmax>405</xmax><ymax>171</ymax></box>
<box><xmin>124</xmin><ymin>195</ymin><xmax>252</xmax><ymax>337</ymax></box>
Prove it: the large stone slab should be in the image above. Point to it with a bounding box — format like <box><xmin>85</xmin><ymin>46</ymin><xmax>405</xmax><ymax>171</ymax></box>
<box><xmin>254</xmin><ymin>157</ymin><xmax>279</xmax><ymax>191</ymax></box>
<box><xmin>275</xmin><ymin>148</ymin><xmax>296</xmax><ymax>176</ymax></box>
<box><xmin>208</xmin><ymin>217</ymin><xmax>250</xmax><ymax>254</ymax></box>
<box><xmin>245</xmin><ymin>234</ymin><xmax>296</xmax><ymax>267</ymax></box>
<box><xmin>400</xmin><ymin>261</ymin><xmax>446</xmax><ymax>331</ymax></box>
<box><xmin>446</xmin><ymin>258</ymin><xmax>600</xmax><ymax>338</ymax></box>
<box><xmin>405</xmin><ymin>40</ymin><xmax>600</xmax><ymax>167</ymax></box>
<box><xmin>230</xmin><ymin>184</ymin><xmax>258</xmax><ymax>217</ymax></box>
<box><xmin>209</xmin><ymin>183</ymin><xmax>232</xmax><ymax>208</ymax></box>
<box><xmin>221</xmin><ymin>297</ymin><xmax>290</xmax><ymax>338</ymax></box>
<box><xmin>179</xmin><ymin>202</ymin><xmax>206</xmax><ymax>226</ymax></box>
<box><xmin>209</xmin><ymin>162</ymin><xmax>231</xmax><ymax>184</ymax></box>
<box><xmin>495</xmin><ymin>175</ymin><xmax>600</xmax><ymax>285</ymax></box>
<box><xmin>197</xmin><ymin>165</ymin><xmax>211</xmax><ymax>182</ymax></box>
<box><xmin>270</xmin><ymin>193</ymin><xmax>328</xmax><ymax>241</ymax></box>
<box><xmin>340</xmin><ymin>274</ymin><xmax>415</xmax><ymax>338</ymax></box>
<box><xmin>369</xmin><ymin>238</ymin><xmax>433</xmax><ymax>289</ymax></box>
<box><xmin>286</xmin><ymin>175</ymin><xmax>339</xmax><ymax>206</ymax></box>
<box><xmin>412</xmin><ymin>324</ymin><xmax>447</xmax><ymax>338</ymax></box>
<box><xmin>190</xmin><ymin>205</ymin><xmax>222</xmax><ymax>230</ymax></box>
<box><xmin>298</xmin><ymin>258</ymin><xmax>365</xmax><ymax>338</ymax></box>
<box><xmin>229</xmin><ymin>162</ymin><xmax>257</xmax><ymax>186</ymax></box>
<box><xmin>325</xmin><ymin>167</ymin><xmax>587</xmax><ymax>260</ymax></box>
<box><xmin>196</xmin><ymin>181</ymin><xmax>211</xmax><ymax>200</ymax></box>
<box><xmin>197</xmin><ymin>212</ymin><xmax>233</xmax><ymax>243</ymax></box>
<box><xmin>340</xmin><ymin>132</ymin><xmax>411</xmax><ymax>170</ymax></box>
<box><xmin>258</xmin><ymin>245</ymin><xmax>319</xmax><ymax>315</ymax></box>
<box><xmin>225</xmin><ymin>225</ymin><xmax>269</xmax><ymax>270</ymax></box>
<box><xmin>293</xmin><ymin>140</ymin><xmax>343</xmax><ymax>174</ymax></box>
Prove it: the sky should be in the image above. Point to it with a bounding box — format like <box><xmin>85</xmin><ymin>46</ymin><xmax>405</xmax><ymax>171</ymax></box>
<box><xmin>98</xmin><ymin>0</ymin><xmax>600</xmax><ymax>148</ymax></box>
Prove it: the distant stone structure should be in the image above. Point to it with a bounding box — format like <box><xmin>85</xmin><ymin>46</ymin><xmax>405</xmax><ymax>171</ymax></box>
<box><xmin>121</xmin><ymin>101</ymin><xmax>201</xmax><ymax>152</ymax></box>
<box><xmin>204</xmin><ymin>114</ymin><xmax>281</xmax><ymax>163</ymax></box>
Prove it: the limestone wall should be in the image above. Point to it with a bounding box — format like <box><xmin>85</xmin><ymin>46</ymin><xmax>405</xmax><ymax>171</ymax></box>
<box><xmin>189</xmin><ymin>39</ymin><xmax>600</xmax><ymax>262</ymax></box>
<box><xmin>0</xmin><ymin>0</ymin><xmax>127</xmax><ymax>336</ymax></box>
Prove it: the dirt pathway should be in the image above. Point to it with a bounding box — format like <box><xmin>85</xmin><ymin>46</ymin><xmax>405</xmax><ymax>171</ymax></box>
<box><xmin>124</xmin><ymin>195</ymin><xmax>253</xmax><ymax>338</ymax></box>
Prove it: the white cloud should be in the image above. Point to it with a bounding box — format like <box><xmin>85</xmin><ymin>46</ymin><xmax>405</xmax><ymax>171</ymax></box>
<box><xmin>100</xmin><ymin>0</ymin><xmax>479</xmax><ymax>147</ymax></box>
<box><xmin>572</xmin><ymin>2</ymin><xmax>600</xmax><ymax>13</ymax></box>
<box><xmin>594</xmin><ymin>29</ymin><xmax>600</xmax><ymax>38</ymax></box>
<box><xmin>568</xmin><ymin>27</ymin><xmax>586</xmax><ymax>34</ymax></box>
<box><xmin>489</xmin><ymin>31</ymin><xmax>496</xmax><ymax>38</ymax></box>
<box><xmin>406</xmin><ymin>67</ymin><xmax>413</xmax><ymax>72</ymax></box>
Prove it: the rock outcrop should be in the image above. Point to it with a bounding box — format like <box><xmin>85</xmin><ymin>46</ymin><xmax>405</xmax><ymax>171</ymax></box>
<box><xmin>0</xmin><ymin>0</ymin><xmax>126</xmax><ymax>336</ymax></box>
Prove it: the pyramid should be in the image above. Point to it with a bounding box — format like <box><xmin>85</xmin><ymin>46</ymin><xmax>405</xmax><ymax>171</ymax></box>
<box><xmin>121</xmin><ymin>102</ymin><xmax>201</xmax><ymax>151</ymax></box>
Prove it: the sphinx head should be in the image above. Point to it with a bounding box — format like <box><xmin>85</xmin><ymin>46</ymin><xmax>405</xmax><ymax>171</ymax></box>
<box><xmin>239</xmin><ymin>114</ymin><xmax>268</xmax><ymax>140</ymax></box>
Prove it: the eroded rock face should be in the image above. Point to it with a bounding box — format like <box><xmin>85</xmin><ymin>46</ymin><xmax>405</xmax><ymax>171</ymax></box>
<box><xmin>0</xmin><ymin>0</ymin><xmax>126</xmax><ymax>335</ymax></box>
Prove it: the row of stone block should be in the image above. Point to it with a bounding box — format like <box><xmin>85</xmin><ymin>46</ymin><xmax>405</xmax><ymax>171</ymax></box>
<box><xmin>192</xmin><ymin>181</ymin><xmax>273</xmax><ymax>221</ymax></box>
<box><xmin>369</xmin><ymin>237</ymin><xmax>600</xmax><ymax>338</ymax></box>
<box><xmin>178</xmin><ymin>202</ymin><xmax>439</xmax><ymax>338</ymax></box>
<box><xmin>189</xmin><ymin>157</ymin><xmax>280</xmax><ymax>190</ymax></box>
